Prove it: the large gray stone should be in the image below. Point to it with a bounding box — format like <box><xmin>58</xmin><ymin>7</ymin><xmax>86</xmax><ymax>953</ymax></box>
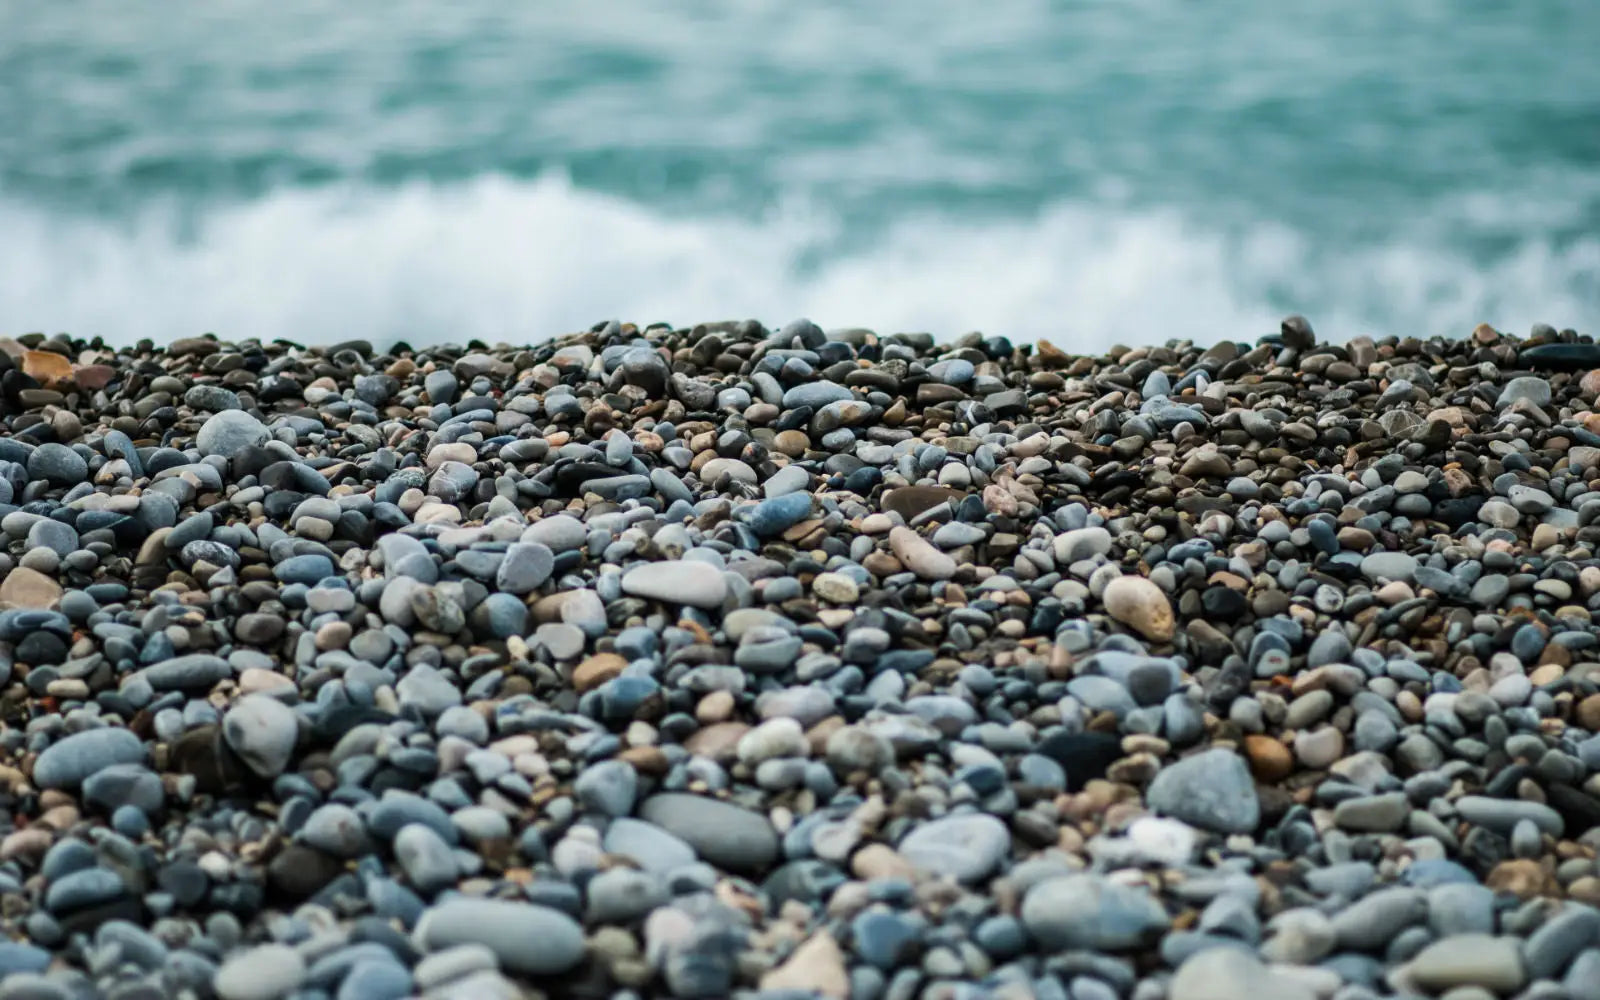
<box><xmin>621</xmin><ymin>561</ymin><xmax>726</xmax><ymax>609</ymax></box>
<box><xmin>137</xmin><ymin>653</ymin><xmax>232</xmax><ymax>691</ymax></box>
<box><xmin>214</xmin><ymin>943</ymin><xmax>307</xmax><ymax>1000</ymax></box>
<box><xmin>412</xmin><ymin>898</ymin><xmax>584</xmax><ymax>975</ymax></box>
<box><xmin>1408</xmin><ymin>934</ymin><xmax>1526</xmax><ymax>994</ymax></box>
<box><xmin>222</xmin><ymin>694</ymin><xmax>298</xmax><ymax>779</ymax></box>
<box><xmin>1169</xmin><ymin>948</ymin><xmax>1316</xmax><ymax>1000</ymax></box>
<box><xmin>895</xmin><ymin>814</ymin><xmax>1011</xmax><ymax>883</ymax></box>
<box><xmin>1145</xmin><ymin>749</ymin><xmax>1260</xmax><ymax>834</ymax></box>
<box><xmin>1020</xmin><ymin>874</ymin><xmax>1171</xmax><ymax>951</ymax></box>
<box><xmin>196</xmin><ymin>410</ymin><xmax>270</xmax><ymax>459</ymax></box>
<box><xmin>33</xmin><ymin>728</ymin><xmax>146</xmax><ymax>789</ymax></box>
<box><xmin>637</xmin><ymin>793</ymin><xmax>778</xmax><ymax>873</ymax></box>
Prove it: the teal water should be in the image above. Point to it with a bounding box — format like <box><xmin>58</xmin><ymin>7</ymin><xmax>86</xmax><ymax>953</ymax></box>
<box><xmin>3</xmin><ymin>1</ymin><xmax>1598</xmax><ymax>347</ymax></box>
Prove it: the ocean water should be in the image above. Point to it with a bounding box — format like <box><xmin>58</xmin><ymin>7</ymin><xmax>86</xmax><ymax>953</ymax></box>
<box><xmin>3</xmin><ymin>1</ymin><xmax>1598</xmax><ymax>350</ymax></box>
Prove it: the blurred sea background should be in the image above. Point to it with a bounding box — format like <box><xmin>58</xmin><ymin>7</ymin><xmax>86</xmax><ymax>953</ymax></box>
<box><xmin>2</xmin><ymin>0</ymin><xmax>1597</xmax><ymax>349</ymax></box>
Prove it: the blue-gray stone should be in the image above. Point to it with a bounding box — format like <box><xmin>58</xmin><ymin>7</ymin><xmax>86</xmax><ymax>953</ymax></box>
<box><xmin>0</xmin><ymin>942</ymin><xmax>50</xmax><ymax>976</ymax></box>
<box><xmin>185</xmin><ymin>385</ymin><xmax>241</xmax><ymax>412</ymax></box>
<box><xmin>1306</xmin><ymin>519</ymin><xmax>1338</xmax><ymax>554</ymax></box>
<box><xmin>1017</xmin><ymin>754</ymin><xmax>1066</xmax><ymax>791</ymax></box>
<box><xmin>973</xmin><ymin>915</ymin><xmax>1028</xmax><ymax>959</ymax></box>
<box><xmin>101</xmin><ymin>430</ymin><xmax>143</xmax><ymax>476</ymax></box>
<box><xmin>781</xmin><ymin>381</ymin><xmax>853</xmax><ymax>410</ymax></box>
<box><xmin>427</xmin><ymin>462</ymin><xmax>479</xmax><ymax>503</ymax></box>
<box><xmin>574</xmin><ymin>759</ymin><xmax>637</xmax><ymax>818</ymax></box>
<box><xmin>82</xmin><ymin>763</ymin><xmax>165</xmax><ymax>815</ymax></box>
<box><xmin>166</xmin><ymin>512</ymin><xmax>214</xmax><ymax>549</ymax></box>
<box><xmin>637</xmin><ymin>793</ymin><xmax>779</xmax><ymax>874</ymax></box>
<box><xmin>852</xmin><ymin>911</ymin><xmax>922</xmax><ymax>970</ymax></box>
<box><xmin>602</xmin><ymin>818</ymin><xmax>697</xmax><ymax>873</ymax></box>
<box><xmin>762</xmin><ymin>464</ymin><xmax>811</xmax><ymax>499</ymax></box>
<box><xmin>112</xmin><ymin>805</ymin><xmax>150</xmax><ymax>838</ymax></box>
<box><xmin>596</xmin><ymin>675</ymin><xmax>660</xmax><ymax>719</ymax></box>
<box><xmin>337</xmin><ymin>960</ymin><xmax>413</xmax><ymax>1000</ymax></box>
<box><xmin>274</xmin><ymin>554</ymin><xmax>337</xmax><ymax>585</ymax></box>
<box><xmin>744</xmin><ymin>492</ymin><xmax>813</xmax><ymax>537</ymax></box>
<box><xmin>34</xmin><ymin>728</ymin><xmax>146</xmax><ymax>789</ymax></box>
<box><xmin>1498</xmin><ymin>376</ymin><xmax>1552</xmax><ymax>409</ymax></box>
<box><xmin>928</xmin><ymin>359</ymin><xmax>976</xmax><ymax>385</ymax></box>
<box><xmin>1565</xmin><ymin>950</ymin><xmax>1600</xmax><ymax>1000</ymax></box>
<box><xmin>651</xmin><ymin>467</ymin><xmax>694</xmax><ymax>505</ymax></box>
<box><xmin>368</xmin><ymin>794</ymin><xmax>460</xmax><ymax>845</ymax></box>
<box><xmin>585</xmin><ymin>868</ymin><xmax>667</xmax><ymax>923</ymax></box>
<box><xmin>474</xmin><ymin>592</ymin><xmax>527</xmax><ymax>639</ymax></box>
<box><xmin>1512</xmin><ymin>623</ymin><xmax>1547</xmax><ymax>663</ymax></box>
<box><xmin>1454</xmin><ymin>795</ymin><xmax>1563</xmax><ymax>837</ymax></box>
<box><xmin>27</xmin><ymin>444</ymin><xmax>88</xmax><ymax>487</ymax></box>
<box><xmin>1426</xmin><ymin>884</ymin><xmax>1495</xmax><ymax>937</ymax></box>
<box><xmin>495</xmin><ymin>542</ymin><xmax>553</xmax><ymax>594</ymax></box>
<box><xmin>1523</xmin><ymin>907</ymin><xmax>1600</xmax><ymax>980</ymax></box>
<box><xmin>425</xmin><ymin>371</ymin><xmax>459</xmax><ymax>405</ymax></box>
<box><xmin>1307</xmin><ymin>629</ymin><xmax>1353</xmax><ymax>668</ymax></box>
<box><xmin>1146</xmin><ymin>748</ymin><xmax>1259</xmax><ymax>834</ymax></box>
<box><xmin>1021</xmin><ymin>874</ymin><xmax>1170</xmax><ymax>951</ymax></box>
<box><xmin>196</xmin><ymin>410</ymin><xmax>270</xmax><ymax>459</ymax></box>
<box><xmin>1403</xmin><ymin>859</ymin><xmax>1479</xmax><ymax>888</ymax></box>
<box><xmin>95</xmin><ymin>921</ymin><xmax>167</xmax><ymax>970</ymax></box>
<box><xmin>41</xmin><ymin>840</ymin><xmax>95</xmax><ymax>882</ymax></box>
<box><xmin>26</xmin><ymin>519</ymin><xmax>78</xmax><ymax>557</ymax></box>
<box><xmin>138</xmin><ymin>653</ymin><xmax>231</xmax><ymax>691</ymax></box>
<box><xmin>896</xmin><ymin>813</ymin><xmax>1010</xmax><ymax>883</ymax></box>
<box><xmin>412</xmin><ymin>898</ymin><xmax>585</xmax><ymax>975</ymax></box>
<box><xmin>45</xmin><ymin>867</ymin><xmax>127</xmax><ymax>913</ymax></box>
<box><xmin>393</xmin><ymin>823</ymin><xmax>458</xmax><ymax>895</ymax></box>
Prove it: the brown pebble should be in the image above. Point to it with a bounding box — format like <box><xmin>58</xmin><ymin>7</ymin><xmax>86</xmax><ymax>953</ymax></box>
<box><xmin>850</xmin><ymin>843</ymin><xmax>916</xmax><ymax>881</ymax></box>
<box><xmin>696</xmin><ymin>690</ymin><xmax>735</xmax><ymax>724</ymax></box>
<box><xmin>22</xmin><ymin>349</ymin><xmax>73</xmax><ymax>386</ymax></box>
<box><xmin>573</xmin><ymin>653</ymin><xmax>627</xmax><ymax>693</ymax></box>
<box><xmin>315</xmin><ymin>621</ymin><xmax>353</xmax><ymax>651</ymax></box>
<box><xmin>1576</xmin><ymin>694</ymin><xmax>1600</xmax><ymax>731</ymax></box>
<box><xmin>682</xmin><ymin>722</ymin><xmax>749</xmax><ymax>763</ymax></box>
<box><xmin>1485</xmin><ymin>859</ymin><xmax>1552</xmax><ymax>899</ymax></box>
<box><xmin>1567</xmin><ymin>876</ymin><xmax>1600</xmax><ymax>905</ymax></box>
<box><xmin>1244</xmin><ymin>734</ymin><xmax>1294</xmax><ymax>783</ymax></box>
<box><xmin>0</xmin><ymin>567</ymin><xmax>63</xmax><ymax>609</ymax></box>
<box><xmin>880</xmin><ymin>485</ymin><xmax>964</xmax><ymax>521</ymax></box>
<box><xmin>618</xmin><ymin>746</ymin><xmax>669</xmax><ymax>776</ymax></box>
<box><xmin>1102</xmin><ymin>575</ymin><xmax>1175</xmax><ymax>642</ymax></box>
<box><xmin>759</xmin><ymin>932</ymin><xmax>849</xmax><ymax>998</ymax></box>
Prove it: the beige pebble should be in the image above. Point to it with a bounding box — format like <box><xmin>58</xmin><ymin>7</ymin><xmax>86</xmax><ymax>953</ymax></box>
<box><xmin>1294</xmin><ymin>727</ymin><xmax>1345</xmax><ymax>770</ymax></box>
<box><xmin>888</xmin><ymin>527</ymin><xmax>956</xmax><ymax>581</ymax></box>
<box><xmin>696</xmin><ymin>690</ymin><xmax>735</xmax><ymax>724</ymax></box>
<box><xmin>1102</xmin><ymin>574</ymin><xmax>1175</xmax><ymax>642</ymax></box>
<box><xmin>813</xmin><ymin>572</ymin><xmax>860</xmax><ymax>604</ymax></box>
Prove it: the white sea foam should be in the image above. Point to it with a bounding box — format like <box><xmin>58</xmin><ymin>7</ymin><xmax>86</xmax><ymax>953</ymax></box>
<box><xmin>2</xmin><ymin>172</ymin><xmax>1595</xmax><ymax>349</ymax></box>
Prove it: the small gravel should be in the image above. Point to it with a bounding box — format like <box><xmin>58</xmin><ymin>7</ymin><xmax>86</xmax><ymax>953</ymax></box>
<box><xmin>1</xmin><ymin>317</ymin><xmax>1600</xmax><ymax>999</ymax></box>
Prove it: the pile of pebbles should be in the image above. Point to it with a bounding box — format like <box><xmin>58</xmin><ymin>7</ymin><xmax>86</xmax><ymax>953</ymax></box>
<box><xmin>2</xmin><ymin>317</ymin><xmax>1600</xmax><ymax>999</ymax></box>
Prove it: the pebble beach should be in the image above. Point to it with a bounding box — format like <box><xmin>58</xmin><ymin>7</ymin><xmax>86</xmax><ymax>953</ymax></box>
<box><xmin>4</xmin><ymin>316</ymin><xmax>1600</xmax><ymax>1000</ymax></box>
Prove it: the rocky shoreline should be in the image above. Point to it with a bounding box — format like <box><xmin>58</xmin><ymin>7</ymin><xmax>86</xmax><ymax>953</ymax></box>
<box><xmin>2</xmin><ymin>317</ymin><xmax>1600</xmax><ymax>999</ymax></box>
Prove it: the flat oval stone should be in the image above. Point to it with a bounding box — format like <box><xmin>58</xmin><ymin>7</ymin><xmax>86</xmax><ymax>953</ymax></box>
<box><xmin>1407</xmin><ymin>934</ymin><xmax>1526</xmax><ymax>994</ymax></box>
<box><xmin>33</xmin><ymin>728</ymin><xmax>146</xmax><ymax>789</ymax></box>
<box><xmin>637</xmin><ymin>793</ymin><xmax>778</xmax><ymax>874</ymax></box>
<box><xmin>411</xmin><ymin>898</ymin><xmax>585</xmax><ymax>975</ymax></box>
<box><xmin>895</xmin><ymin>813</ymin><xmax>1010</xmax><ymax>883</ymax></box>
<box><xmin>214</xmin><ymin>943</ymin><xmax>307</xmax><ymax>1000</ymax></box>
<box><xmin>1021</xmin><ymin>874</ymin><xmax>1171</xmax><ymax>951</ymax></box>
<box><xmin>621</xmin><ymin>561</ymin><xmax>727</xmax><ymax>609</ymax></box>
